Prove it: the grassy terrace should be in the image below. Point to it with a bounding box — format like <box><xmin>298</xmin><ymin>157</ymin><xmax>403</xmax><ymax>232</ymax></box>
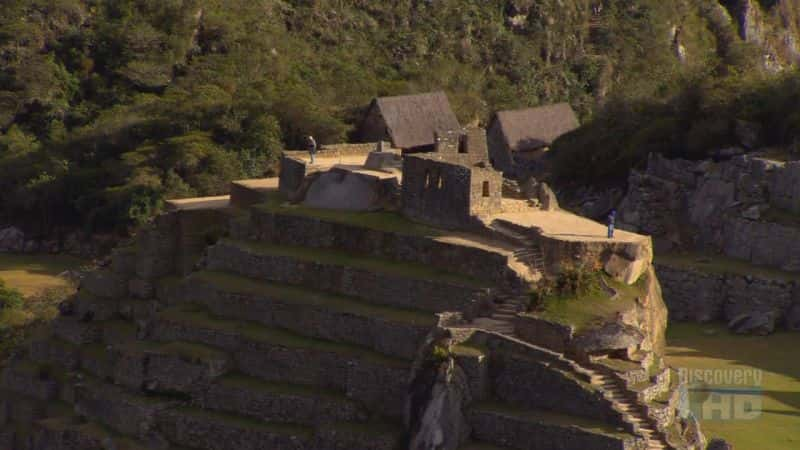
<box><xmin>172</xmin><ymin>406</ymin><xmax>313</xmax><ymax>437</ymax></box>
<box><xmin>253</xmin><ymin>190</ymin><xmax>443</xmax><ymax>237</ymax></box>
<box><xmin>223</xmin><ymin>238</ymin><xmax>490</xmax><ymax>288</ymax></box>
<box><xmin>472</xmin><ymin>401</ymin><xmax>634</xmax><ymax>438</ymax></box>
<box><xmin>219</xmin><ymin>373</ymin><xmax>353</xmax><ymax>402</ymax></box>
<box><xmin>190</xmin><ymin>270</ymin><xmax>438</xmax><ymax>327</ymax></box>
<box><xmin>532</xmin><ymin>272</ymin><xmax>646</xmax><ymax>333</ymax></box>
<box><xmin>666</xmin><ymin>322</ymin><xmax>800</xmax><ymax>450</ymax></box>
<box><xmin>0</xmin><ymin>254</ymin><xmax>86</xmax><ymax>297</ymax></box>
<box><xmin>656</xmin><ymin>251</ymin><xmax>797</xmax><ymax>282</ymax></box>
<box><xmin>158</xmin><ymin>304</ymin><xmax>410</xmax><ymax>367</ymax></box>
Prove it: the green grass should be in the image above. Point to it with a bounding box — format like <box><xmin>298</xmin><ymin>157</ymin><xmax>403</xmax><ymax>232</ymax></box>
<box><xmin>532</xmin><ymin>272</ymin><xmax>644</xmax><ymax>332</ymax></box>
<box><xmin>762</xmin><ymin>206</ymin><xmax>800</xmax><ymax>227</ymax></box>
<box><xmin>173</xmin><ymin>406</ymin><xmax>313</xmax><ymax>437</ymax></box>
<box><xmin>219</xmin><ymin>373</ymin><xmax>350</xmax><ymax>402</ymax></box>
<box><xmin>224</xmin><ymin>238</ymin><xmax>489</xmax><ymax>288</ymax></box>
<box><xmin>158</xmin><ymin>304</ymin><xmax>409</xmax><ymax>367</ymax></box>
<box><xmin>656</xmin><ymin>251</ymin><xmax>797</xmax><ymax>282</ymax></box>
<box><xmin>472</xmin><ymin>401</ymin><xmax>634</xmax><ymax>438</ymax></box>
<box><xmin>191</xmin><ymin>270</ymin><xmax>438</xmax><ymax>327</ymax></box>
<box><xmin>0</xmin><ymin>254</ymin><xmax>87</xmax><ymax>297</ymax></box>
<box><xmin>665</xmin><ymin>322</ymin><xmax>800</xmax><ymax>450</ymax></box>
<box><xmin>254</xmin><ymin>191</ymin><xmax>443</xmax><ymax>237</ymax></box>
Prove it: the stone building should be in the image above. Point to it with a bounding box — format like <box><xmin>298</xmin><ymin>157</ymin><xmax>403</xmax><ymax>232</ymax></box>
<box><xmin>358</xmin><ymin>91</ymin><xmax>461</xmax><ymax>152</ymax></box>
<box><xmin>402</xmin><ymin>128</ymin><xmax>503</xmax><ymax>228</ymax></box>
<box><xmin>487</xmin><ymin>102</ymin><xmax>579</xmax><ymax>174</ymax></box>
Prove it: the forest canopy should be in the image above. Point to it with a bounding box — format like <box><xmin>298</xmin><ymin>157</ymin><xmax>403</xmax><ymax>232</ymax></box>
<box><xmin>0</xmin><ymin>0</ymin><xmax>795</xmax><ymax>233</ymax></box>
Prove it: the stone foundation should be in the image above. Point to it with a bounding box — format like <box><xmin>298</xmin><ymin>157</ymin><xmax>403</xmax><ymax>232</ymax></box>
<box><xmin>656</xmin><ymin>262</ymin><xmax>800</xmax><ymax>326</ymax></box>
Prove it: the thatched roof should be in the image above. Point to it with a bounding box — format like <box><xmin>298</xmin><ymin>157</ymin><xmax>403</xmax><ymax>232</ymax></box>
<box><xmin>371</xmin><ymin>92</ymin><xmax>461</xmax><ymax>149</ymax></box>
<box><xmin>491</xmin><ymin>103</ymin><xmax>579</xmax><ymax>152</ymax></box>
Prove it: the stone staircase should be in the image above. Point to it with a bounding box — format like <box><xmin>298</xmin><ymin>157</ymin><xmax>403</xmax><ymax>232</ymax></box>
<box><xmin>489</xmin><ymin>220</ymin><xmax>547</xmax><ymax>277</ymax></box>
<box><xmin>461</xmin><ymin>308</ymin><xmax>676</xmax><ymax>450</ymax></box>
<box><xmin>585</xmin><ymin>365</ymin><xmax>673</xmax><ymax>450</ymax></box>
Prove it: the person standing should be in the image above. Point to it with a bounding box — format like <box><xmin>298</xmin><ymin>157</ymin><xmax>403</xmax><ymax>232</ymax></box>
<box><xmin>607</xmin><ymin>208</ymin><xmax>616</xmax><ymax>239</ymax></box>
<box><xmin>307</xmin><ymin>135</ymin><xmax>317</xmax><ymax>164</ymax></box>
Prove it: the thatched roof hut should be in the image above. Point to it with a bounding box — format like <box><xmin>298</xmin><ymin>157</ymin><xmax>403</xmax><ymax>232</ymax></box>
<box><xmin>359</xmin><ymin>92</ymin><xmax>461</xmax><ymax>152</ymax></box>
<box><xmin>487</xmin><ymin>103</ymin><xmax>579</xmax><ymax>173</ymax></box>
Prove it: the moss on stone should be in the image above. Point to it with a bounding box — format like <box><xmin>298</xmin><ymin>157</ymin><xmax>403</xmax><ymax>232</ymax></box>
<box><xmin>656</xmin><ymin>250</ymin><xmax>797</xmax><ymax>282</ymax></box>
<box><xmin>158</xmin><ymin>305</ymin><xmax>410</xmax><ymax>367</ymax></box>
<box><xmin>254</xmin><ymin>191</ymin><xmax>443</xmax><ymax>237</ymax></box>
<box><xmin>223</xmin><ymin>238</ymin><xmax>489</xmax><ymax>288</ymax></box>
<box><xmin>192</xmin><ymin>270</ymin><xmax>438</xmax><ymax>327</ymax></box>
<box><xmin>473</xmin><ymin>400</ymin><xmax>633</xmax><ymax>438</ymax></box>
<box><xmin>172</xmin><ymin>406</ymin><xmax>314</xmax><ymax>437</ymax></box>
<box><xmin>532</xmin><ymin>272</ymin><xmax>642</xmax><ymax>332</ymax></box>
<box><xmin>219</xmin><ymin>373</ymin><xmax>350</xmax><ymax>402</ymax></box>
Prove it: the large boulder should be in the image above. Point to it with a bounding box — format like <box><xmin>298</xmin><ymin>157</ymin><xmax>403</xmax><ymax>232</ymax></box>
<box><xmin>604</xmin><ymin>254</ymin><xmax>648</xmax><ymax>285</ymax></box>
<box><xmin>303</xmin><ymin>168</ymin><xmax>399</xmax><ymax>212</ymax></box>
<box><xmin>785</xmin><ymin>303</ymin><xmax>800</xmax><ymax>331</ymax></box>
<box><xmin>707</xmin><ymin>438</ymin><xmax>734</xmax><ymax>450</ymax></box>
<box><xmin>727</xmin><ymin>311</ymin><xmax>776</xmax><ymax>335</ymax></box>
<box><xmin>0</xmin><ymin>227</ymin><xmax>25</xmax><ymax>252</ymax></box>
<box><xmin>537</xmin><ymin>182</ymin><xmax>559</xmax><ymax>211</ymax></box>
<box><xmin>572</xmin><ymin>322</ymin><xmax>644</xmax><ymax>354</ymax></box>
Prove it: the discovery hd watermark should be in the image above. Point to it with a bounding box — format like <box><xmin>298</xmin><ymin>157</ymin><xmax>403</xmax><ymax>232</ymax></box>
<box><xmin>677</xmin><ymin>368</ymin><xmax>763</xmax><ymax>421</ymax></box>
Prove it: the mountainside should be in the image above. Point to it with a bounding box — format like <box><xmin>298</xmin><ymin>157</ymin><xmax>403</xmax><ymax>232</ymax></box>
<box><xmin>0</xmin><ymin>0</ymin><xmax>799</xmax><ymax>233</ymax></box>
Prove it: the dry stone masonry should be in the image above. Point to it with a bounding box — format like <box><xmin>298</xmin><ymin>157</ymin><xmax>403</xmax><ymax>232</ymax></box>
<box><xmin>0</xmin><ymin>137</ymin><xmax>702</xmax><ymax>449</ymax></box>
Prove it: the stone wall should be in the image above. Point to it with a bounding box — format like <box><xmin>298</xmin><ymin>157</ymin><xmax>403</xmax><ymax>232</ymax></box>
<box><xmin>279</xmin><ymin>155</ymin><xmax>307</xmax><ymax>195</ymax></box>
<box><xmin>205</xmin><ymin>239</ymin><xmax>491</xmax><ymax>314</ymax></box>
<box><xmin>619</xmin><ymin>153</ymin><xmax>800</xmax><ymax>271</ymax></box>
<box><xmin>175</xmin><ymin>274</ymin><xmax>433</xmax><ymax>361</ymax></box>
<box><xmin>402</xmin><ymin>154</ymin><xmax>474</xmax><ymax>228</ymax></box>
<box><xmin>656</xmin><ymin>262</ymin><xmax>800</xmax><ymax>327</ymax></box>
<box><xmin>469</xmin><ymin>408</ymin><xmax>643</xmax><ymax>450</ymax></box>
<box><xmin>246</xmin><ymin>209</ymin><xmax>527</xmax><ymax>290</ymax></box>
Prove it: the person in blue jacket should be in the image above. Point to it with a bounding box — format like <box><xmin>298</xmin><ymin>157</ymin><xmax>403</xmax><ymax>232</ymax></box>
<box><xmin>607</xmin><ymin>208</ymin><xmax>616</xmax><ymax>239</ymax></box>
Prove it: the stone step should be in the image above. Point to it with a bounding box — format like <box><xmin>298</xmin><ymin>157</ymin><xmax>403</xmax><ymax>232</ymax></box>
<box><xmin>194</xmin><ymin>374</ymin><xmax>366</xmax><ymax>425</ymax></box>
<box><xmin>1</xmin><ymin>362</ymin><xmax>63</xmax><ymax>402</ymax></box>
<box><xmin>51</xmin><ymin>316</ymin><xmax>102</xmax><ymax>346</ymax></box>
<box><xmin>204</xmin><ymin>238</ymin><xmax>491</xmax><ymax>313</ymax></box>
<box><xmin>157</xmin><ymin>406</ymin><xmax>313</xmax><ymax>450</ymax></box>
<box><xmin>178</xmin><ymin>270</ymin><xmax>437</xmax><ymax>359</ymax></box>
<box><xmin>113</xmin><ymin>340</ymin><xmax>232</xmax><ymax>394</ymax></box>
<box><xmin>165</xmin><ymin>195</ymin><xmax>230</xmax><ymax>211</ymax></box>
<box><xmin>73</xmin><ymin>377</ymin><xmax>178</xmax><ymax>440</ymax></box>
<box><xmin>150</xmin><ymin>305</ymin><xmax>410</xmax><ymax>419</ymax></box>
<box><xmin>32</xmin><ymin>416</ymin><xmax>158</xmax><ymax>450</ymax></box>
<box><xmin>469</xmin><ymin>402</ymin><xmax>642</xmax><ymax>450</ymax></box>
<box><xmin>229</xmin><ymin>178</ymin><xmax>279</xmax><ymax>208</ymax></box>
<box><xmin>0</xmin><ymin>389</ymin><xmax>73</xmax><ymax>426</ymax></box>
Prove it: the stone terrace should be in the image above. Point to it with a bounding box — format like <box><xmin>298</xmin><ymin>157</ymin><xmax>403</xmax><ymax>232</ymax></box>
<box><xmin>1</xmin><ymin>150</ymin><xmax>684</xmax><ymax>450</ymax></box>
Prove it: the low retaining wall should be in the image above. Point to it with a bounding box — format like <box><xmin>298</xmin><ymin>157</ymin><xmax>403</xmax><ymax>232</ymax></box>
<box><xmin>514</xmin><ymin>314</ymin><xmax>574</xmax><ymax>354</ymax></box>
<box><xmin>247</xmin><ymin>210</ymin><xmax>526</xmax><ymax>290</ymax></box>
<box><xmin>656</xmin><ymin>262</ymin><xmax>800</xmax><ymax>325</ymax></box>
<box><xmin>206</xmin><ymin>240</ymin><xmax>490</xmax><ymax>314</ymax></box>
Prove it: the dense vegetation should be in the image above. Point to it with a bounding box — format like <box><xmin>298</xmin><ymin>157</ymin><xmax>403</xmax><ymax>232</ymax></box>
<box><xmin>0</xmin><ymin>0</ymin><xmax>796</xmax><ymax>233</ymax></box>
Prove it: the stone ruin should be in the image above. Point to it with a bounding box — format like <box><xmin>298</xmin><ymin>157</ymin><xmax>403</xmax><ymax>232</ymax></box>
<box><xmin>0</xmin><ymin>130</ymin><xmax>707</xmax><ymax>450</ymax></box>
<box><xmin>401</xmin><ymin>129</ymin><xmax>504</xmax><ymax>229</ymax></box>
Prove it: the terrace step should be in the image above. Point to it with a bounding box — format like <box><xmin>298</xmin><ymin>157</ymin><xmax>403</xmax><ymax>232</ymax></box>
<box><xmin>468</xmin><ymin>402</ymin><xmax>642</xmax><ymax>450</ymax></box>
<box><xmin>0</xmin><ymin>362</ymin><xmax>63</xmax><ymax>402</ymax></box>
<box><xmin>586</xmin><ymin>367</ymin><xmax>674</xmax><ymax>449</ymax></box>
<box><xmin>73</xmin><ymin>377</ymin><xmax>178</xmax><ymax>440</ymax></box>
<box><xmin>178</xmin><ymin>270</ymin><xmax>437</xmax><ymax>359</ymax></box>
<box><xmin>150</xmin><ymin>305</ymin><xmax>410</xmax><ymax>419</ymax></box>
<box><xmin>205</xmin><ymin>238</ymin><xmax>491</xmax><ymax>313</ymax></box>
<box><xmin>157</xmin><ymin>406</ymin><xmax>313</xmax><ymax>450</ymax></box>
<box><xmin>230</xmin><ymin>178</ymin><xmax>279</xmax><ymax>208</ymax></box>
<box><xmin>31</xmin><ymin>416</ymin><xmax>157</xmax><ymax>450</ymax></box>
<box><xmin>194</xmin><ymin>374</ymin><xmax>366</xmax><ymax>425</ymax></box>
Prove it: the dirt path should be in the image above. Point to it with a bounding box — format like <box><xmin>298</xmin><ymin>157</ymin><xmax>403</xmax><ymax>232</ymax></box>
<box><xmin>493</xmin><ymin>209</ymin><xmax>648</xmax><ymax>244</ymax></box>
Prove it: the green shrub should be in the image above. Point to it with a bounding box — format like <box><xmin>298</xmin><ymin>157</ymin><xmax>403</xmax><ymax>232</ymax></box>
<box><xmin>0</xmin><ymin>279</ymin><xmax>23</xmax><ymax>310</ymax></box>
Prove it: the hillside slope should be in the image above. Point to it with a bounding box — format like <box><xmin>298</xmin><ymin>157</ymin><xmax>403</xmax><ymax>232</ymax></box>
<box><xmin>0</xmin><ymin>0</ymin><xmax>798</xmax><ymax>232</ymax></box>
